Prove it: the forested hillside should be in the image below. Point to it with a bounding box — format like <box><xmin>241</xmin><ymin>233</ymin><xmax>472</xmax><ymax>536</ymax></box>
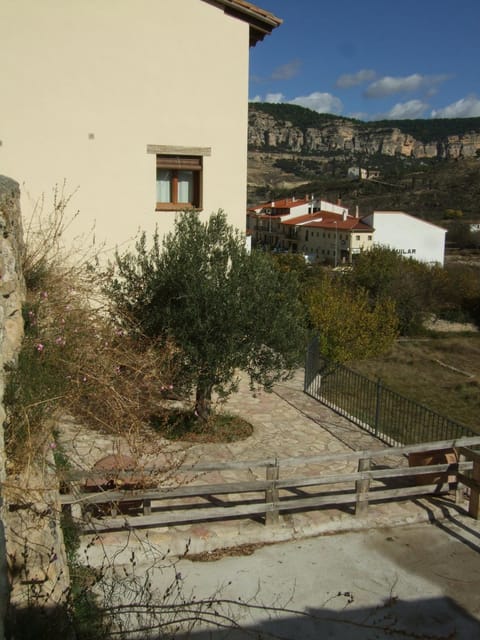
<box><xmin>247</xmin><ymin>103</ymin><xmax>480</xmax><ymax>223</ymax></box>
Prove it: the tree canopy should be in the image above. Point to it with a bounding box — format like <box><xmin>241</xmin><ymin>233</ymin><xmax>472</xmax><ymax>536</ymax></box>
<box><xmin>348</xmin><ymin>246</ymin><xmax>445</xmax><ymax>336</ymax></box>
<box><xmin>306</xmin><ymin>272</ymin><xmax>398</xmax><ymax>366</ymax></box>
<box><xmin>107</xmin><ymin>211</ymin><xmax>307</xmax><ymax>421</ymax></box>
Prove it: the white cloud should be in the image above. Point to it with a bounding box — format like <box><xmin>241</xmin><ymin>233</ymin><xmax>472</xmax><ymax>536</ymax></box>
<box><xmin>375</xmin><ymin>99</ymin><xmax>429</xmax><ymax>120</ymax></box>
<box><xmin>264</xmin><ymin>92</ymin><xmax>285</xmax><ymax>104</ymax></box>
<box><xmin>271</xmin><ymin>59</ymin><xmax>302</xmax><ymax>81</ymax></box>
<box><xmin>336</xmin><ymin>69</ymin><xmax>376</xmax><ymax>89</ymax></box>
<box><xmin>250</xmin><ymin>91</ymin><xmax>343</xmax><ymax>115</ymax></box>
<box><xmin>289</xmin><ymin>92</ymin><xmax>343</xmax><ymax>114</ymax></box>
<box><xmin>364</xmin><ymin>74</ymin><xmax>448</xmax><ymax>98</ymax></box>
<box><xmin>431</xmin><ymin>95</ymin><xmax>480</xmax><ymax>118</ymax></box>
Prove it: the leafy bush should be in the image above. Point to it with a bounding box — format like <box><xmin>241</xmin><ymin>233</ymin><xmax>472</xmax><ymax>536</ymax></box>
<box><xmin>349</xmin><ymin>247</ymin><xmax>446</xmax><ymax>336</ymax></box>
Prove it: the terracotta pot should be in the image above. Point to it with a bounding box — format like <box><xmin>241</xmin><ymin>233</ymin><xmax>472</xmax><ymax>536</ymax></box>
<box><xmin>408</xmin><ymin>448</ymin><xmax>457</xmax><ymax>486</ymax></box>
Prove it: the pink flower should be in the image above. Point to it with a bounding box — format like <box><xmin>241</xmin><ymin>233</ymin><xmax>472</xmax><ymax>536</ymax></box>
<box><xmin>35</xmin><ymin>343</ymin><xmax>44</xmax><ymax>352</ymax></box>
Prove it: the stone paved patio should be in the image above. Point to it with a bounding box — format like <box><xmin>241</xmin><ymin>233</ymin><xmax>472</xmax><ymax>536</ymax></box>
<box><xmin>56</xmin><ymin>369</ymin><xmax>470</xmax><ymax>563</ymax></box>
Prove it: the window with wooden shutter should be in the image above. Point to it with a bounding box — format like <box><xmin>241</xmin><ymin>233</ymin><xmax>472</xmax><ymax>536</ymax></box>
<box><xmin>147</xmin><ymin>145</ymin><xmax>211</xmax><ymax>212</ymax></box>
<box><xmin>155</xmin><ymin>155</ymin><xmax>202</xmax><ymax>210</ymax></box>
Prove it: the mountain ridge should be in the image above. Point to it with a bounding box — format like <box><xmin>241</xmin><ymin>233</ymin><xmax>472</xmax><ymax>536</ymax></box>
<box><xmin>247</xmin><ymin>104</ymin><xmax>480</xmax><ymax>220</ymax></box>
<box><xmin>248</xmin><ymin>103</ymin><xmax>480</xmax><ymax>159</ymax></box>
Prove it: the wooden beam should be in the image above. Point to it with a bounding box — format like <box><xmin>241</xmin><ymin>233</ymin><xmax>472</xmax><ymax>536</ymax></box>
<box><xmin>458</xmin><ymin>447</ymin><xmax>480</xmax><ymax>464</ymax></box>
<box><xmin>66</xmin><ymin>436</ymin><xmax>480</xmax><ymax>481</ymax></box>
<box><xmin>457</xmin><ymin>473</ymin><xmax>480</xmax><ymax>493</ymax></box>
<box><xmin>60</xmin><ymin>462</ymin><xmax>468</xmax><ymax>508</ymax></box>
<box><xmin>82</xmin><ymin>482</ymin><xmax>450</xmax><ymax>533</ymax></box>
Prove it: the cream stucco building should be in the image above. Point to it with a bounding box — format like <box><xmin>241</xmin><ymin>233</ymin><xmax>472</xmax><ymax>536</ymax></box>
<box><xmin>247</xmin><ymin>197</ymin><xmax>374</xmax><ymax>264</ymax></box>
<box><xmin>0</xmin><ymin>0</ymin><xmax>280</xmax><ymax>251</ymax></box>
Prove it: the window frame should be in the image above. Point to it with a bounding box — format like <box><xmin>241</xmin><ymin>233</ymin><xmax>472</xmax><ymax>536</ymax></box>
<box><xmin>147</xmin><ymin>144</ymin><xmax>211</xmax><ymax>212</ymax></box>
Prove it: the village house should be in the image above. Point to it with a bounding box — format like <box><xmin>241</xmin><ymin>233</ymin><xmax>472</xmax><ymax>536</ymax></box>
<box><xmin>248</xmin><ymin>196</ymin><xmax>447</xmax><ymax>266</ymax></box>
<box><xmin>347</xmin><ymin>167</ymin><xmax>382</xmax><ymax>181</ymax></box>
<box><xmin>282</xmin><ymin>211</ymin><xmax>374</xmax><ymax>264</ymax></box>
<box><xmin>0</xmin><ymin>0</ymin><xmax>281</xmax><ymax>251</ymax></box>
<box><xmin>247</xmin><ymin>197</ymin><xmax>373</xmax><ymax>263</ymax></box>
<box><xmin>247</xmin><ymin>196</ymin><xmax>317</xmax><ymax>248</ymax></box>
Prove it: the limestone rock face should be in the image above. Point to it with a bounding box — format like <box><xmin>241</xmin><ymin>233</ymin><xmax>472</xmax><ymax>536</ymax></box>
<box><xmin>248</xmin><ymin>110</ymin><xmax>480</xmax><ymax>159</ymax></box>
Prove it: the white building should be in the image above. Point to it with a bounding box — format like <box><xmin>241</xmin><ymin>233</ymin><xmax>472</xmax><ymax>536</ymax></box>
<box><xmin>362</xmin><ymin>211</ymin><xmax>447</xmax><ymax>266</ymax></box>
<box><xmin>0</xmin><ymin>0</ymin><xmax>281</xmax><ymax>251</ymax></box>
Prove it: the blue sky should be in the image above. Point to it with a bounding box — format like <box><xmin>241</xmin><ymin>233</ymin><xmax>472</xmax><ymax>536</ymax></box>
<box><xmin>249</xmin><ymin>0</ymin><xmax>480</xmax><ymax>121</ymax></box>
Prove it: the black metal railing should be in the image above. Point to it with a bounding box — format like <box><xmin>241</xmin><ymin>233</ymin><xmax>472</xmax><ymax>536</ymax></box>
<box><xmin>304</xmin><ymin>339</ymin><xmax>477</xmax><ymax>446</ymax></box>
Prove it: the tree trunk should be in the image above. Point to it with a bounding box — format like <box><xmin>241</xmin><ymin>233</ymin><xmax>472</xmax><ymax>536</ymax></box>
<box><xmin>195</xmin><ymin>380</ymin><xmax>213</xmax><ymax>422</ymax></box>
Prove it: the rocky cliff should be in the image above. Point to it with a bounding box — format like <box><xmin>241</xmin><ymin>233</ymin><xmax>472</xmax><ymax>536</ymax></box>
<box><xmin>248</xmin><ymin>106</ymin><xmax>480</xmax><ymax>160</ymax></box>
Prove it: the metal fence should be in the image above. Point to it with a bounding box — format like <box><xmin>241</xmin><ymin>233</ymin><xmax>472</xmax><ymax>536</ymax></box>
<box><xmin>304</xmin><ymin>337</ymin><xmax>476</xmax><ymax>446</ymax></box>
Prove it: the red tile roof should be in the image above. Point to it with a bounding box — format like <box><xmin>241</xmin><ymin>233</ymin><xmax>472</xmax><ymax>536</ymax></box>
<box><xmin>283</xmin><ymin>212</ymin><xmax>373</xmax><ymax>232</ymax></box>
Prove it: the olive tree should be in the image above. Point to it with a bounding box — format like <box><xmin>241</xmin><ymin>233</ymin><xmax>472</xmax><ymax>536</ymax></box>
<box><xmin>106</xmin><ymin>211</ymin><xmax>306</xmax><ymax>421</ymax></box>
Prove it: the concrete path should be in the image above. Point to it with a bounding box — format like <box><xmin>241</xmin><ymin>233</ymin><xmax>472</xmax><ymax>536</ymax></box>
<box><xmin>127</xmin><ymin>514</ymin><xmax>479</xmax><ymax>639</ymax></box>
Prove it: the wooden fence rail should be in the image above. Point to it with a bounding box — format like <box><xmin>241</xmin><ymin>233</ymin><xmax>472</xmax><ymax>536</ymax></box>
<box><xmin>60</xmin><ymin>436</ymin><xmax>480</xmax><ymax>533</ymax></box>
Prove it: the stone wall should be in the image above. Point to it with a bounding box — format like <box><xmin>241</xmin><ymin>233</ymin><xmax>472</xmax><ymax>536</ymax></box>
<box><xmin>0</xmin><ymin>177</ymin><xmax>72</xmax><ymax>638</ymax></box>
<box><xmin>0</xmin><ymin>176</ymin><xmax>25</xmax><ymax>639</ymax></box>
<box><xmin>0</xmin><ymin>176</ymin><xmax>25</xmax><ymax>476</ymax></box>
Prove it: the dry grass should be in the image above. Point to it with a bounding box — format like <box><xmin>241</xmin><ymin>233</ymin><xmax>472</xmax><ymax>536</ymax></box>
<box><xmin>350</xmin><ymin>335</ymin><xmax>480</xmax><ymax>432</ymax></box>
<box><xmin>151</xmin><ymin>409</ymin><xmax>254</xmax><ymax>443</ymax></box>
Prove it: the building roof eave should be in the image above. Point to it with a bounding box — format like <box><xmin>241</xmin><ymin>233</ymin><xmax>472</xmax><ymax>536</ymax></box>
<box><xmin>204</xmin><ymin>0</ymin><xmax>282</xmax><ymax>45</ymax></box>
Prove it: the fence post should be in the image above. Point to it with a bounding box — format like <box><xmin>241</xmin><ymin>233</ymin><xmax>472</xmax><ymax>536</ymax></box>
<box><xmin>468</xmin><ymin>458</ymin><xmax>480</xmax><ymax>520</ymax></box>
<box><xmin>455</xmin><ymin>452</ymin><xmax>466</xmax><ymax>504</ymax></box>
<box><xmin>355</xmin><ymin>457</ymin><xmax>371</xmax><ymax>517</ymax></box>
<box><xmin>374</xmin><ymin>380</ymin><xmax>382</xmax><ymax>437</ymax></box>
<box><xmin>143</xmin><ymin>499</ymin><xmax>152</xmax><ymax>516</ymax></box>
<box><xmin>266</xmin><ymin>458</ymin><xmax>279</xmax><ymax>525</ymax></box>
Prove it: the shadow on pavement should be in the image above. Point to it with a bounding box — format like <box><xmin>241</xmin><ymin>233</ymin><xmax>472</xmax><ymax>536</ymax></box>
<box><xmin>172</xmin><ymin>596</ymin><xmax>480</xmax><ymax>639</ymax></box>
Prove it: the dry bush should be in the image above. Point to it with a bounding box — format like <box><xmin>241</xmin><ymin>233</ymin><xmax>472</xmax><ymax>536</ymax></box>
<box><xmin>3</xmin><ymin>185</ymin><xmax>188</xmax><ymax>637</ymax></box>
<box><xmin>5</xmin><ymin>183</ymin><xmax>181</xmax><ymax>468</ymax></box>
